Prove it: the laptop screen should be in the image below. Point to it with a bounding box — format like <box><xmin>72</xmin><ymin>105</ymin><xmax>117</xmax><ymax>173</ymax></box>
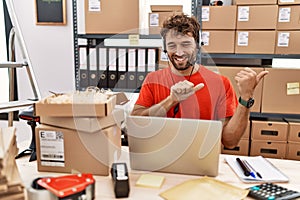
<box><xmin>126</xmin><ymin>115</ymin><xmax>222</xmax><ymax>177</ymax></box>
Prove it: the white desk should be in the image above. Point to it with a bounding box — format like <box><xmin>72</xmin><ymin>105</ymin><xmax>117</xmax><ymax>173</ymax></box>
<box><xmin>16</xmin><ymin>144</ymin><xmax>300</xmax><ymax>200</ymax></box>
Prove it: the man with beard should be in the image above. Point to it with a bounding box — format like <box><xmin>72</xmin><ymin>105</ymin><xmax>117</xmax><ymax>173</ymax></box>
<box><xmin>131</xmin><ymin>13</ymin><xmax>268</xmax><ymax>148</ymax></box>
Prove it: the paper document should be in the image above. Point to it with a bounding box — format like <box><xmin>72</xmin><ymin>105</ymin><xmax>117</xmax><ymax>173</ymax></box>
<box><xmin>225</xmin><ymin>155</ymin><xmax>289</xmax><ymax>183</ymax></box>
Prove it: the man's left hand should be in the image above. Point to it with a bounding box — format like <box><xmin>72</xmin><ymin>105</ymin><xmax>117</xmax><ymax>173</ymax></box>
<box><xmin>234</xmin><ymin>67</ymin><xmax>269</xmax><ymax>99</ymax></box>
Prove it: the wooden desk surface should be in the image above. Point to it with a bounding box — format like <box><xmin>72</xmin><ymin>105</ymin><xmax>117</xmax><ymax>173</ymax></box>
<box><xmin>16</xmin><ymin>145</ymin><xmax>300</xmax><ymax>200</ymax></box>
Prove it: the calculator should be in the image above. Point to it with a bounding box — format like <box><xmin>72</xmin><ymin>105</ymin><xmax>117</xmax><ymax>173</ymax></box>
<box><xmin>248</xmin><ymin>183</ymin><xmax>300</xmax><ymax>200</ymax></box>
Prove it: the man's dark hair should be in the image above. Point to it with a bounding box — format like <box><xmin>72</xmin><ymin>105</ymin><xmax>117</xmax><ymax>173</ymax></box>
<box><xmin>160</xmin><ymin>13</ymin><xmax>200</xmax><ymax>44</ymax></box>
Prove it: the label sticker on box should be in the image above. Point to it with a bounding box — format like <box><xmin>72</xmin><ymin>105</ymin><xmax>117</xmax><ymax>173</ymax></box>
<box><xmin>238</xmin><ymin>7</ymin><xmax>249</xmax><ymax>22</ymax></box>
<box><xmin>237</xmin><ymin>32</ymin><xmax>249</xmax><ymax>46</ymax></box>
<box><xmin>39</xmin><ymin>130</ymin><xmax>65</xmax><ymax>167</ymax></box>
<box><xmin>88</xmin><ymin>0</ymin><xmax>101</xmax><ymax>12</ymax></box>
<box><xmin>277</xmin><ymin>32</ymin><xmax>290</xmax><ymax>47</ymax></box>
<box><xmin>202</xmin><ymin>7</ymin><xmax>210</xmax><ymax>22</ymax></box>
<box><xmin>287</xmin><ymin>82</ymin><xmax>300</xmax><ymax>95</ymax></box>
<box><xmin>278</xmin><ymin>7</ymin><xmax>291</xmax><ymax>22</ymax></box>
<box><xmin>201</xmin><ymin>32</ymin><xmax>210</xmax><ymax>46</ymax></box>
<box><xmin>149</xmin><ymin>13</ymin><xmax>159</xmax><ymax>26</ymax></box>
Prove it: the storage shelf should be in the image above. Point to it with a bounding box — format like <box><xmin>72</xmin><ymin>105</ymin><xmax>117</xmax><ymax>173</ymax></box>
<box><xmin>77</xmin><ymin>34</ymin><xmax>162</xmax><ymax>40</ymax></box>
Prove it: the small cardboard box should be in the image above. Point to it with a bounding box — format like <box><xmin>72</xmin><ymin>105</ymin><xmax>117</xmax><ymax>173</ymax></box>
<box><xmin>35</xmin><ymin>124</ymin><xmax>121</xmax><ymax>175</ymax></box>
<box><xmin>202</xmin><ymin>6</ymin><xmax>237</xmax><ymax>29</ymax></box>
<box><xmin>40</xmin><ymin>108</ymin><xmax>124</xmax><ymax>133</ymax></box>
<box><xmin>207</xmin><ymin>66</ymin><xmax>264</xmax><ymax>113</ymax></box>
<box><xmin>261</xmin><ymin>68</ymin><xmax>300</xmax><ymax>114</ymax></box>
<box><xmin>84</xmin><ymin>0</ymin><xmax>139</xmax><ymax>34</ymax></box>
<box><xmin>149</xmin><ymin>5</ymin><xmax>183</xmax><ymax>34</ymax></box>
<box><xmin>278</xmin><ymin>0</ymin><xmax>300</xmax><ymax>5</ymax></box>
<box><xmin>235</xmin><ymin>0</ymin><xmax>277</xmax><ymax>5</ymax></box>
<box><xmin>277</xmin><ymin>6</ymin><xmax>300</xmax><ymax>30</ymax></box>
<box><xmin>235</xmin><ymin>31</ymin><xmax>276</xmax><ymax>54</ymax></box>
<box><xmin>221</xmin><ymin>139</ymin><xmax>249</xmax><ymax>156</ymax></box>
<box><xmin>288</xmin><ymin>121</ymin><xmax>300</xmax><ymax>142</ymax></box>
<box><xmin>286</xmin><ymin>142</ymin><xmax>300</xmax><ymax>160</ymax></box>
<box><xmin>250</xmin><ymin>140</ymin><xmax>287</xmax><ymax>159</ymax></box>
<box><xmin>251</xmin><ymin>120</ymin><xmax>288</xmax><ymax>141</ymax></box>
<box><xmin>35</xmin><ymin>95</ymin><xmax>116</xmax><ymax>117</ymax></box>
<box><xmin>201</xmin><ymin>31</ymin><xmax>235</xmax><ymax>53</ymax></box>
<box><xmin>236</xmin><ymin>5</ymin><xmax>278</xmax><ymax>30</ymax></box>
<box><xmin>275</xmin><ymin>31</ymin><xmax>300</xmax><ymax>54</ymax></box>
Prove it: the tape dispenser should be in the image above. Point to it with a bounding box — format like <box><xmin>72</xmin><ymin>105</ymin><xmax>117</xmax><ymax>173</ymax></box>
<box><xmin>28</xmin><ymin>173</ymin><xmax>95</xmax><ymax>200</ymax></box>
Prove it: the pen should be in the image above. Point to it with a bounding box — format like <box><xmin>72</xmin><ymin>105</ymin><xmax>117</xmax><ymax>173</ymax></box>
<box><xmin>236</xmin><ymin>158</ymin><xmax>250</xmax><ymax>177</ymax></box>
<box><xmin>243</xmin><ymin>160</ymin><xmax>263</xmax><ymax>179</ymax></box>
<box><xmin>242</xmin><ymin>159</ymin><xmax>256</xmax><ymax>178</ymax></box>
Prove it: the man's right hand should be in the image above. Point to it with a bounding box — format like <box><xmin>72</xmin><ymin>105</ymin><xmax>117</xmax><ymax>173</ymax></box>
<box><xmin>170</xmin><ymin>80</ymin><xmax>204</xmax><ymax>102</ymax></box>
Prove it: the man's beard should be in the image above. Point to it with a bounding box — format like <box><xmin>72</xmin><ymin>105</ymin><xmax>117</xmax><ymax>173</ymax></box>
<box><xmin>169</xmin><ymin>53</ymin><xmax>196</xmax><ymax>71</ymax></box>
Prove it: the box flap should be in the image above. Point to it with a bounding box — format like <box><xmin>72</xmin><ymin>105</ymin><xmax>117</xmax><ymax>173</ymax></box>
<box><xmin>40</xmin><ymin>108</ymin><xmax>124</xmax><ymax>133</ymax></box>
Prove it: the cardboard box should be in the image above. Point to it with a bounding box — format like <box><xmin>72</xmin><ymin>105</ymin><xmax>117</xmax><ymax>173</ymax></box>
<box><xmin>288</xmin><ymin>121</ymin><xmax>300</xmax><ymax>142</ymax></box>
<box><xmin>202</xmin><ymin>6</ymin><xmax>237</xmax><ymax>29</ymax></box>
<box><xmin>250</xmin><ymin>140</ymin><xmax>287</xmax><ymax>159</ymax></box>
<box><xmin>201</xmin><ymin>31</ymin><xmax>235</xmax><ymax>53</ymax></box>
<box><xmin>277</xmin><ymin>6</ymin><xmax>300</xmax><ymax>30</ymax></box>
<box><xmin>221</xmin><ymin>139</ymin><xmax>249</xmax><ymax>156</ymax></box>
<box><xmin>235</xmin><ymin>31</ymin><xmax>276</xmax><ymax>54</ymax></box>
<box><xmin>149</xmin><ymin>5</ymin><xmax>183</xmax><ymax>34</ymax></box>
<box><xmin>275</xmin><ymin>31</ymin><xmax>300</xmax><ymax>54</ymax></box>
<box><xmin>40</xmin><ymin>108</ymin><xmax>124</xmax><ymax>133</ymax></box>
<box><xmin>207</xmin><ymin>66</ymin><xmax>264</xmax><ymax>113</ymax></box>
<box><xmin>261</xmin><ymin>68</ymin><xmax>300</xmax><ymax>114</ymax></box>
<box><xmin>235</xmin><ymin>0</ymin><xmax>277</xmax><ymax>5</ymax></box>
<box><xmin>35</xmin><ymin>95</ymin><xmax>116</xmax><ymax>117</ymax></box>
<box><xmin>251</xmin><ymin>120</ymin><xmax>288</xmax><ymax>141</ymax></box>
<box><xmin>236</xmin><ymin>5</ymin><xmax>278</xmax><ymax>30</ymax></box>
<box><xmin>278</xmin><ymin>0</ymin><xmax>300</xmax><ymax>5</ymax></box>
<box><xmin>35</xmin><ymin>124</ymin><xmax>121</xmax><ymax>175</ymax></box>
<box><xmin>286</xmin><ymin>142</ymin><xmax>300</xmax><ymax>160</ymax></box>
<box><xmin>84</xmin><ymin>0</ymin><xmax>139</xmax><ymax>34</ymax></box>
<box><xmin>158</xmin><ymin>48</ymin><xmax>169</xmax><ymax>69</ymax></box>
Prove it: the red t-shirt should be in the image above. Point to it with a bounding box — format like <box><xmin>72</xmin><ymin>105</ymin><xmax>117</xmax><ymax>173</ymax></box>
<box><xmin>135</xmin><ymin>66</ymin><xmax>238</xmax><ymax>120</ymax></box>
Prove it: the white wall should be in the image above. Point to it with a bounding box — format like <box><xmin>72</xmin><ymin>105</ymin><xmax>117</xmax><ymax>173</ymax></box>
<box><xmin>12</xmin><ymin>0</ymin><xmax>75</xmax><ymax>100</ymax></box>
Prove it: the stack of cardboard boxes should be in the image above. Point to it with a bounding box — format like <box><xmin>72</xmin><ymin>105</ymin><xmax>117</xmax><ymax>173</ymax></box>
<box><xmin>276</xmin><ymin>0</ymin><xmax>300</xmax><ymax>54</ymax></box>
<box><xmin>286</xmin><ymin>119</ymin><xmax>300</xmax><ymax>160</ymax></box>
<box><xmin>235</xmin><ymin>0</ymin><xmax>277</xmax><ymax>54</ymax></box>
<box><xmin>34</xmin><ymin>94</ymin><xmax>125</xmax><ymax>176</ymax></box>
<box><xmin>201</xmin><ymin>0</ymin><xmax>300</xmax><ymax>54</ymax></box>
<box><xmin>201</xmin><ymin>5</ymin><xmax>237</xmax><ymax>53</ymax></box>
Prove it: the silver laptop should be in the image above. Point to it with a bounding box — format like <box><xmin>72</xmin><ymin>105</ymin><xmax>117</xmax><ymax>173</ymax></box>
<box><xmin>126</xmin><ymin>116</ymin><xmax>222</xmax><ymax>177</ymax></box>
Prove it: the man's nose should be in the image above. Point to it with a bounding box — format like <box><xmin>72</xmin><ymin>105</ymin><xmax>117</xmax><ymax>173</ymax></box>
<box><xmin>175</xmin><ymin>46</ymin><xmax>184</xmax><ymax>56</ymax></box>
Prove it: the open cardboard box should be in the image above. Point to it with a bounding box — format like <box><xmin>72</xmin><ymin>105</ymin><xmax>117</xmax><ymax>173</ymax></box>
<box><xmin>34</xmin><ymin>92</ymin><xmax>127</xmax><ymax>117</ymax></box>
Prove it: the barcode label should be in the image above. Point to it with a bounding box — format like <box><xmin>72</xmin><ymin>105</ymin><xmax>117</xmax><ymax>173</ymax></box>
<box><xmin>39</xmin><ymin>130</ymin><xmax>65</xmax><ymax>167</ymax></box>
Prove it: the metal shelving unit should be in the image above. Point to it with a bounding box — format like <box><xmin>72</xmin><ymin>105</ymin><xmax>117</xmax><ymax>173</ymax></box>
<box><xmin>72</xmin><ymin>0</ymin><xmax>300</xmax><ymax>90</ymax></box>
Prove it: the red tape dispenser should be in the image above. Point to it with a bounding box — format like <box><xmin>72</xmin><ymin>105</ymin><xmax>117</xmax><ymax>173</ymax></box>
<box><xmin>36</xmin><ymin>173</ymin><xmax>95</xmax><ymax>200</ymax></box>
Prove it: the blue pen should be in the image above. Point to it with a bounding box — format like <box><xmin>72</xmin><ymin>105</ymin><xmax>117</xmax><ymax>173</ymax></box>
<box><xmin>243</xmin><ymin>160</ymin><xmax>256</xmax><ymax>179</ymax></box>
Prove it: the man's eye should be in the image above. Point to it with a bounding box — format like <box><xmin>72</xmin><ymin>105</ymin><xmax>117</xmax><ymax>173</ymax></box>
<box><xmin>167</xmin><ymin>45</ymin><xmax>176</xmax><ymax>49</ymax></box>
<box><xmin>182</xmin><ymin>43</ymin><xmax>192</xmax><ymax>48</ymax></box>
